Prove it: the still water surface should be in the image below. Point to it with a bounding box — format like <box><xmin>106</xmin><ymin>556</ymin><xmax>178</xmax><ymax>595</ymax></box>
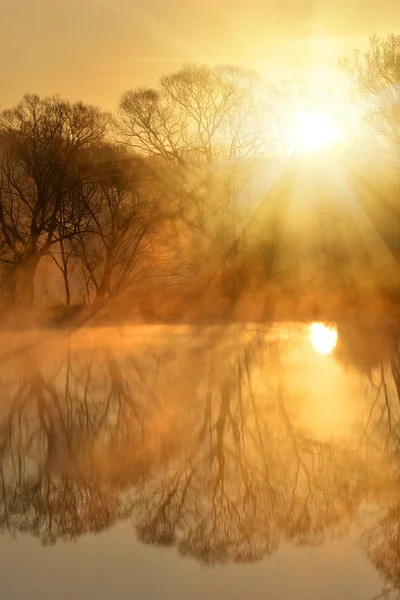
<box><xmin>0</xmin><ymin>321</ymin><xmax>399</xmax><ymax>599</ymax></box>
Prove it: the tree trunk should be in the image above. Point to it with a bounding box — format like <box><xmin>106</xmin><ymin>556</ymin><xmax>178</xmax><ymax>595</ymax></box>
<box><xmin>20</xmin><ymin>254</ymin><xmax>40</xmax><ymax>309</ymax></box>
<box><xmin>59</xmin><ymin>237</ymin><xmax>71</xmax><ymax>306</ymax></box>
<box><xmin>1</xmin><ymin>263</ymin><xmax>19</xmax><ymax>307</ymax></box>
<box><xmin>92</xmin><ymin>254</ymin><xmax>113</xmax><ymax>312</ymax></box>
<box><xmin>63</xmin><ymin>270</ymin><xmax>71</xmax><ymax>306</ymax></box>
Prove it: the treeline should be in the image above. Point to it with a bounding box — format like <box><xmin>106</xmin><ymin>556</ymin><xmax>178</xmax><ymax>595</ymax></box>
<box><xmin>0</xmin><ymin>33</ymin><xmax>399</xmax><ymax>321</ymax></box>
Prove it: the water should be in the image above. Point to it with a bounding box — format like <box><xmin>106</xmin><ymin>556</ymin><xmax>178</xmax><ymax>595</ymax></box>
<box><xmin>0</xmin><ymin>321</ymin><xmax>399</xmax><ymax>600</ymax></box>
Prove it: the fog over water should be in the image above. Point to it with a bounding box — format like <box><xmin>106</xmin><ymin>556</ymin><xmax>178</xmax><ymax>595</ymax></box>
<box><xmin>0</xmin><ymin>321</ymin><xmax>400</xmax><ymax>599</ymax></box>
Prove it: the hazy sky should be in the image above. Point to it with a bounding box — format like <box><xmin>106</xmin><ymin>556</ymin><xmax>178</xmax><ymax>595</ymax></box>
<box><xmin>0</xmin><ymin>0</ymin><xmax>398</xmax><ymax>110</ymax></box>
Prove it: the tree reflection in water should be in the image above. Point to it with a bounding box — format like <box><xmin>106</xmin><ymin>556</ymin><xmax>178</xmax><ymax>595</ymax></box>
<box><xmin>0</xmin><ymin>330</ymin><xmax>186</xmax><ymax>544</ymax></box>
<box><xmin>1</xmin><ymin>323</ymin><xmax>400</xmax><ymax>593</ymax></box>
<box><xmin>134</xmin><ymin>326</ymin><xmax>365</xmax><ymax>565</ymax></box>
<box><xmin>333</xmin><ymin>321</ymin><xmax>400</xmax><ymax>600</ymax></box>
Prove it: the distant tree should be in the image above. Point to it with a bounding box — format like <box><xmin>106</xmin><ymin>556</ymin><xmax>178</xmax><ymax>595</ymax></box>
<box><xmin>50</xmin><ymin>220</ymin><xmax>81</xmax><ymax>307</ymax></box>
<box><xmin>75</xmin><ymin>148</ymin><xmax>168</xmax><ymax>310</ymax></box>
<box><xmin>49</xmin><ymin>181</ymin><xmax>95</xmax><ymax>307</ymax></box>
<box><xmin>341</xmin><ymin>33</ymin><xmax>400</xmax><ymax>144</ymax></box>
<box><xmin>118</xmin><ymin>65</ymin><xmax>275</xmax><ymax>259</ymax></box>
<box><xmin>0</xmin><ymin>94</ymin><xmax>109</xmax><ymax>308</ymax></box>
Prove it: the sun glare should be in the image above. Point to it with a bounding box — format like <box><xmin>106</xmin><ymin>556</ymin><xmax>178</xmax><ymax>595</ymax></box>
<box><xmin>311</xmin><ymin>323</ymin><xmax>338</xmax><ymax>355</ymax></box>
<box><xmin>295</xmin><ymin>110</ymin><xmax>343</xmax><ymax>153</ymax></box>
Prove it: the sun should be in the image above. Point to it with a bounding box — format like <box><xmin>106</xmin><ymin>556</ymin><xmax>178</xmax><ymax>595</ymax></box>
<box><xmin>311</xmin><ymin>323</ymin><xmax>338</xmax><ymax>355</ymax></box>
<box><xmin>294</xmin><ymin>109</ymin><xmax>343</xmax><ymax>153</ymax></box>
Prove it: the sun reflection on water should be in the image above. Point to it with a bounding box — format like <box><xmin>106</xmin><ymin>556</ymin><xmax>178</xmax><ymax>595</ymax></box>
<box><xmin>310</xmin><ymin>322</ymin><xmax>338</xmax><ymax>355</ymax></box>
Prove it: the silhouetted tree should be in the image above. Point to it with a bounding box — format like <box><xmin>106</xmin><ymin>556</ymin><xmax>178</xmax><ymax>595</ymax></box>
<box><xmin>75</xmin><ymin>149</ymin><xmax>169</xmax><ymax>309</ymax></box>
<box><xmin>0</xmin><ymin>94</ymin><xmax>109</xmax><ymax>308</ymax></box>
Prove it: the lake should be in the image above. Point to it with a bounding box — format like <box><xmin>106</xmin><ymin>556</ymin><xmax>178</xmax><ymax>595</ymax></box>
<box><xmin>0</xmin><ymin>321</ymin><xmax>398</xmax><ymax>600</ymax></box>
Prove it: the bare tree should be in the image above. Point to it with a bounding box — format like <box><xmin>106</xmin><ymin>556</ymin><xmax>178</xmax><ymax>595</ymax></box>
<box><xmin>341</xmin><ymin>33</ymin><xmax>400</xmax><ymax>144</ymax></box>
<box><xmin>74</xmin><ymin>149</ymin><xmax>168</xmax><ymax>310</ymax></box>
<box><xmin>118</xmin><ymin>65</ymin><xmax>274</xmax><ymax>257</ymax></box>
<box><xmin>0</xmin><ymin>94</ymin><xmax>109</xmax><ymax>308</ymax></box>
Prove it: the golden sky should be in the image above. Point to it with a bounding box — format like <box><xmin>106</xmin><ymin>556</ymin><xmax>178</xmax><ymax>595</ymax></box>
<box><xmin>0</xmin><ymin>0</ymin><xmax>398</xmax><ymax>110</ymax></box>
